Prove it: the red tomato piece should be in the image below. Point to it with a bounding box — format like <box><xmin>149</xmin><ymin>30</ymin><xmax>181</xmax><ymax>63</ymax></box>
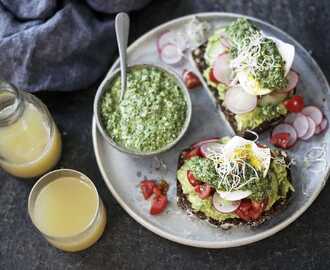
<box><xmin>198</xmin><ymin>184</ymin><xmax>213</xmax><ymax>199</ymax></box>
<box><xmin>283</xmin><ymin>95</ymin><xmax>304</xmax><ymax>113</ymax></box>
<box><xmin>152</xmin><ymin>186</ymin><xmax>162</xmax><ymax>197</ymax></box>
<box><xmin>209</xmin><ymin>68</ymin><xmax>220</xmax><ymax>83</ymax></box>
<box><xmin>182</xmin><ymin>147</ymin><xmax>202</xmax><ymax>159</ymax></box>
<box><xmin>271</xmin><ymin>132</ymin><xmax>290</xmax><ymax>149</ymax></box>
<box><xmin>234</xmin><ymin>199</ymin><xmax>264</xmax><ymax>221</ymax></box>
<box><xmin>187</xmin><ymin>170</ymin><xmax>201</xmax><ymax>186</ymax></box>
<box><xmin>140</xmin><ymin>180</ymin><xmax>156</xmax><ymax>200</ymax></box>
<box><xmin>183</xmin><ymin>70</ymin><xmax>201</xmax><ymax>89</ymax></box>
<box><xmin>150</xmin><ymin>194</ymin><xmax>168</xmax><ymax>215</ymax></box>
<box><xmin>194</xmin><ymin>184</ymin><xmax>201</xmax><ymax>193</ymax></box>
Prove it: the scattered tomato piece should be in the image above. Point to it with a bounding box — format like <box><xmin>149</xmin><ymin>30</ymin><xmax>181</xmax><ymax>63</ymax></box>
<box><xmin>150</xmin><ymin>194</ymin><xmax>168</xmax><ymax>215</ymax></box>
<box><xmin>140</xmin><ymin>180</ymin><xmax>156</xmax><ymax>200</ymax></box>
<box><xmin>183</xmin><ymin>70</ymin><xmax>201</xmax><ymax>89</ymax></box>
<box><xmin>152</xmin><ymin>186</ymin><xmax>162</xmax><ymax>197</ymax></box>
<box><xmin>271</xmin><ymin>132</ymin><xmax>290</xmax><ymax>149</ymax></box>
<box><xmin>283</xmin><ymin>95</ymin><xmax>304</xmax><ymax>113</ymax></box>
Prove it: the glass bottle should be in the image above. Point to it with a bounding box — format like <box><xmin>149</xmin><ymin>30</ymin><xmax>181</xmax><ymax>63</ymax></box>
<box><xmin>0</xmin><ymin>81</ymin><xmax>62</xmax><ymax>178</ymax></box>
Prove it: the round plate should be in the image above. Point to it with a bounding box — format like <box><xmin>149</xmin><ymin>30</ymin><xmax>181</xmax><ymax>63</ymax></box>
<box><xmin>92</xmin><ymin>12</ymin><xmax>330</xmax><ymax>248</ymax></box>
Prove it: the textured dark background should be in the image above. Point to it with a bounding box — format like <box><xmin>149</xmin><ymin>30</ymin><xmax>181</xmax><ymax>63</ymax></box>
<box><xmin>1</xmin><ymin>0</ymin><xmax>330</xmax><ymax>269</ymax></box>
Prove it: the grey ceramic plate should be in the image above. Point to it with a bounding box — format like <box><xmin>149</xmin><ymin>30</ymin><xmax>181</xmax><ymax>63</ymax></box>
<box><xmin>92</xmin><ymin>12</ymin><xmax>330</xmax><ymax>248</ymax></box>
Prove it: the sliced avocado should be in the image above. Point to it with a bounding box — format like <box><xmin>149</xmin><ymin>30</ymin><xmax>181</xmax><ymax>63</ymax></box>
<box><xmin>204</xmin><ymin>29</ymin><xmax>228</xmax><ymax>65</ymax></box>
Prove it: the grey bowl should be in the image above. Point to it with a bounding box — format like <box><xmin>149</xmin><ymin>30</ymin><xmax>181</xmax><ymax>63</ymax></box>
<box><xmin>93</xmin><ymin>63</ymin><xmax>192</xmax><ymax>156</ymax></box>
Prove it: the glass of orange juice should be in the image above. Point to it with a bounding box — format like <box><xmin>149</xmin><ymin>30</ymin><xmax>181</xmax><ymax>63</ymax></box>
<box><xmin>28</xmin><ymin>169</ymin><xmax>107</xmax><ymax>252</ymax></box>
<box><xmin>0</xmin><ymin>81</ymin><xmax>62</xmax><ymax>178</ymax></box>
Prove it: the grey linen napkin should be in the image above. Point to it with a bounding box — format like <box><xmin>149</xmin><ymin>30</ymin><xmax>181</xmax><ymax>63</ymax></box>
<box><xmin>0</xmin><ymin>0</ymin><xmax>151</xmax><ymax>92</ymax></box>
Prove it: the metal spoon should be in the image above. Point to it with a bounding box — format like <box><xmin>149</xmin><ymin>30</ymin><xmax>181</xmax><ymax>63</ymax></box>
<box><xmin>115</xmin><ymin>12</ymin><xmax>130</xmax><ymax>101</ymax></box>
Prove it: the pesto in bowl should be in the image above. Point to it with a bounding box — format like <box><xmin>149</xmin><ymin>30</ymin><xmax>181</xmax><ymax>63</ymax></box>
<box><xmin>99</xmin><ymin>65</ymin><xmax>190</xmax><ymax>154</ymax></box>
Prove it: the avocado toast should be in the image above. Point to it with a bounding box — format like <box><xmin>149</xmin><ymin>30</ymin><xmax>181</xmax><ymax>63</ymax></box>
<box><xmin>191</xmin><ymin>18</ymin><xmax>298</xmax><ymax>136</ymax></box>
<box><xmin>177</xmin><ymin>136</ymin><xmax>294</xmax><ymax>228</ymax></box>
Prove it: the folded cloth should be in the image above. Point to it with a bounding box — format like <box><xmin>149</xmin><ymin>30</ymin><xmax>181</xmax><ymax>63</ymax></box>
<box><xmin>0</xmin><ymin>0</ymin><xmax>152</xmax><ymax>92</ymax></box>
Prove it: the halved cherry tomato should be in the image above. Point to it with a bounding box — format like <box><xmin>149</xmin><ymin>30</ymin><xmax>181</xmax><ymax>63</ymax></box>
<box><xmin>183</xmin><ymin>70</ymin><xmax>201</xmax><ymax>89</ymax></box>
<box><xmin>140</xmin><ymin>180</ymin><xmax>156</xmax><ymax>200</ymax></box>
<box><xmin>234</xmin><ymin>199</ymin><xmax>265</xmax><ymax>221</ymax></box>
<box><xmin>187</xmin><ymin>170</ymin><xmax>201</xmax><ymax>186</ymax></box>
<box><xmin>150</xmin><ymin>194</ymin><xmax>168</xmax><ymax>215</ymax></box>
<box><xmin>271</xmin><ymin>132</ymin><xmax>290</xmax><ymax>149</ymax></box>
<box><xmin>209</xmin><ymin>68</ymin><xmax>220</xmax><ymax>83</ymax></box>
<box><xmin>196</xmin><ymin>184</ymin><xmax>213</xmax><ymax>199</ymax></box>
<box><xmin>283</xmin><ymin>95</ymin><xmax>304</xmax><ymax>113</ymax></box>
<box><xmin>182</xmin><ymin>147</ymin><xmax>202</xmax><ymax>159</ymax></box>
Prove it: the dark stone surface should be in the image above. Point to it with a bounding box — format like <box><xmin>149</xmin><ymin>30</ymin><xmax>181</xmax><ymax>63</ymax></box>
<box><xmin>1</xmin><ymin>0</ymin><xmax>330</xmax><ymax>269</ymax></box>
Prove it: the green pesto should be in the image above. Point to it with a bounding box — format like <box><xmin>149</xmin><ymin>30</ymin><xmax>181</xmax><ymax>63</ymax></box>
<box><xmin>185</xmin><ymin>152</ymin><xmax>292</xmax><ymax>202</ymax></box>
<box><xmin>101</xmin><ymin>67</ymin><xmax>187</xmax><ymax>152</ymax></box>
<box><xmin>225</xmin><ymin>18</ymin><xmax>287</xmax><ymax>90</ymax></box>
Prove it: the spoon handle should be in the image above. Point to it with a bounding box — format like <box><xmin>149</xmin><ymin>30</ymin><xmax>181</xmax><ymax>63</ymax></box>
<box><xmin>115</xmin><ymin>13</ymin><xmax>130</xmax><ymax>100</ymax></box>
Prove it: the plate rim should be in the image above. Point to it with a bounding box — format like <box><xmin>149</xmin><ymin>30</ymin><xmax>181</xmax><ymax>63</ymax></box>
<box><xmin>92</xmin><ymin>12</ymin><xmax>330</xmax><ymax>248</ymax></box>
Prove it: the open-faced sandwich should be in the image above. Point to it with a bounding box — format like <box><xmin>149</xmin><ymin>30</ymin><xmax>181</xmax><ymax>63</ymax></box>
<box><xmin>192</xmin><ymin>18</ymin><xmax>299</xmax><ymax>136</ymax></box>
<box><xmin>177</xmin><ymin>136</ymin><xmax>294</xmax><ymax>228</ymax></box>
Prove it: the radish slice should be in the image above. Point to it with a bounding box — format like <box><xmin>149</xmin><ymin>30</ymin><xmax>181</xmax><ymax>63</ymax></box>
<box><xmin>300</xmin><ymin>117</ymin><xmax>316</xmax><ymax>140</ymax></box>
<box><xmin>157</xmin><ymin>31</ymin><xmax>177</xmax><ymax>53</ymax></box>
<box><xmin>302</xmin><ymin>106</ymin><xmax>323</xmax><ymax>125</ymax></box>
<box><xmin>293</xmin><ymin>114</ymin><xmax>309</xmax><ymax>138</ymax></box>
<box><xmin>280</xmin><ymin>70</ymin><xmax>299</xmax><ymax>92</ymax></box>
<box><xmin>284</xmin><ymin>112</ymin><xmax>301</xmax><ymax>125</ymax></box>
<box><xmin>320</xmin><ymin>118</ymin><xmax>328</xmax><ymax>131</ymax></box>
<box><xmin>213</xmin><ymin>53</ymin><xmax>233</xmax><ymax>85</ymax></box>
<box><xmin>200</xmin><ymin>142</ymin><xmax>223</xmax><ymax>157</ymax></box>
<box><xmin>272</xmin><ymin>123</ymin><xmax>297</xmax><ymax>147</ymax></box>
<box><xmin>219</xmin><ymin>34</ymin><xmax>231</xmax><ymax>48</ymax></box>
<box><xmin>218</xmin><ymin>190</ymin><xmax>252</xmax><ymax>201</ymax></box>
<box><xmin>212</xmin><ymin>193</ymin><xmax>241</xmax><ymax>213</ymax></box>
<box><xmin>224</xmin><ymin>85</ymin><xmax>257</xmax><ymax>114</ymax></box>
<box><xmin>160</xmin><ymin>44</ymin><xmax>182</xmax><ymax>65</ymax></box>
<box><xmin>315</xmin><ymin>125</ymin><xmax>322</xmax><ymax>135</ymax></box>
<box><xmin>191</xmin><ymin>138</ymin><xmax>220</xmax><ymax>148</ymax></box>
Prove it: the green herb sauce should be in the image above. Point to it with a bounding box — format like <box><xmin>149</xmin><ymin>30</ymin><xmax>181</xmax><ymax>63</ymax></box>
<box><xmin>101</xmin><ymin>67</ymin><xmax>187</xmax><ymax>152</ymax></box>
<box><xmin>225</xmin><ymin>18</ymin><xmax>287</xmax><ymax>90</ymax></box>
<box><xmin>186</xmin><ymin>153</ymin><xmax>291</xmax><ymax>202</ymax></box>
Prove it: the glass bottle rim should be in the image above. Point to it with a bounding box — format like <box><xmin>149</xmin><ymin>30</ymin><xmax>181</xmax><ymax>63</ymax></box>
<box><xmin>0</xmin><ymin>81</ymin><xmax>24</xmax><ymax>125</ymax></box>
<box><xmin>28</xmin><ymin>169</ymin><xmax>102</xmax><ymax>241</ymax></box>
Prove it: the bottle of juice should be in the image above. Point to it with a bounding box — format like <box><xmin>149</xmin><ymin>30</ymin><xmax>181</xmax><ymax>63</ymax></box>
<box><xmin>0</xmin><ymin>81</ymin><xmax>62</xmax><ymax>178</ymax></box>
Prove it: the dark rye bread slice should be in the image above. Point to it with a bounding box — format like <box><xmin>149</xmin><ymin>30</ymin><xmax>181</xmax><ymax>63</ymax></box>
<box><xmin>191</xmin><ymin>44</ymin><xmax>286</xmax><ymax>137</ymax></box>
<box><xmin>176</xmin><ymin>146</ymin><xmax>292</xmax><ymax>229</ymax></box>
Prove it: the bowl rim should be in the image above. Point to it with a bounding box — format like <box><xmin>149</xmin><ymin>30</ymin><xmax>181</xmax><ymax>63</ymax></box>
<box><xmin>93</xmin><ymin>63</ymin><xmax>192</xmax><ymax>156</ymax></box>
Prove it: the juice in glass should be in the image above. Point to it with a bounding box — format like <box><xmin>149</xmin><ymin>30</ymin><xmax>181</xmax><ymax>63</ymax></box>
<box><xmin>28</xmin><ymin>169</ymin><xmax>107</xmax><ymax>252</ymax></box>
